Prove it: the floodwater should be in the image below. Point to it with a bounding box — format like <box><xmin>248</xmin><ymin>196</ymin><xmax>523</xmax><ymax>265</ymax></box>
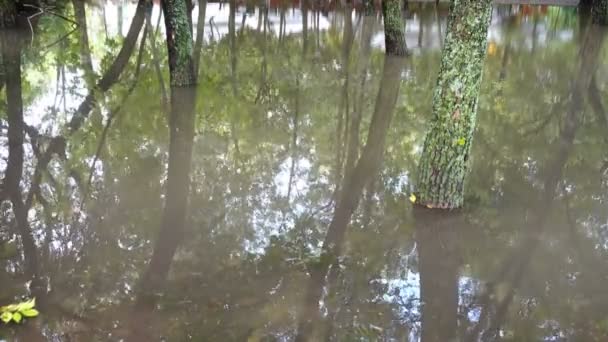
<box><xmin>1</xmin><ymin>1</ymin><xmax>608</xmax><ymax>341</ymax></box>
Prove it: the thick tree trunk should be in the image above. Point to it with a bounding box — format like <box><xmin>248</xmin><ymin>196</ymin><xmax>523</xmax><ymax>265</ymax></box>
<box><xmin>162</xmin><ymin>0</ymin><xmax>197</xmax><ymax>86</ymax></box>
<box><xmin>382</xmin><ymin>0</ymin><xmax>407</xmax><ymax>56</ymax></box>
<box><xmin>592</xmin><ymin>0</ymin><xmax>607</xmax><ymax>25</ymax></box>
<box><xmin>0</xmin><ymin>0</ymin><xmax>17</xmax><ymax>28</ymax></box>
<box><xmin>416</xmin><ymin>0</ymin><xmax>492</xmax><ymax>209</ymax></box>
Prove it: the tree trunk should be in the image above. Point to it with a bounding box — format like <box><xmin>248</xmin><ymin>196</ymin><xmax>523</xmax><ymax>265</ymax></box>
<box><xmin>416</xmin><ymin>0</ymin><xmax>492</xmax><ymax>209</ymax></box>
<box><xmin>162</xmin><ymin>0</ymin><xmax>197</xmax><ymax>87</ymax></box>
<box><xmin>193</xmin><ymin>0</ymin><xmax>207</xmax><ymax>75</ymax></box>
<box><xmin>382</xmin><ymin>0</ymin><xmax>407</xmax><ymax>56</ymax></box>
<box><xmin>0</xmin><ymin>0</ymin><xmax>16</xmax><ymax>28</ymax></box>
<box><xmin>592</xmin><ymin>0</ymin><xmax>607</xmax><ymax>25</ymax></box>
<box><xmin>72</xmin><ymin>0</ymin><xmax>94</xmax><ymax>79</ymax></box>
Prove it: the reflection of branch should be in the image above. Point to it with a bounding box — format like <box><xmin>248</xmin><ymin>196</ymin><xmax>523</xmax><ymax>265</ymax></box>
<box><xmin>23</xmin><ymin>4</ymin><xmax>79</xmax><ymax>27</ymax></box>
<box><xmin>40</xmin><ymin>27</ymin><xmax>78</xmax><ymax>53</ymax></box>
<box><xmin>82</xmin><ymin>18</ymin><xmax>150</xmax><ymax>207</ymax></box>
<box><xmin>520</xmin><ymin>108</ymin><xmax>559</xmax><ymax>136</ymax></box>
<box><xmin>23</xmin><ymin>4</ymin><xmax>79</xmax><ymax>47</ymax></box>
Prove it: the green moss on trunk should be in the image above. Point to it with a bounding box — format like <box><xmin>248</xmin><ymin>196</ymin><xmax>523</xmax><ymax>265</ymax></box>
<box><xmin>416</xmin><ymin>0</ymin><xmax>492</xmax><ymax>209</ymax></box>
<box><xmin>162</xmin><ymin>0</ymin><xmax>196</xmax><ymax>86</ymax></box>
<box><xmin>592</xmin><ymin>0</ymin><xmax>608</xmax><ymax>25</ymax></box>
<box><xmin>382</xmin><ymin>0</ymin><xmax>407</xmax><ymax>56</ymax></box>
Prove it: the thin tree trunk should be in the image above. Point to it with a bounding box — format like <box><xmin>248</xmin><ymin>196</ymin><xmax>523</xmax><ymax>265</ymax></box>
<box><xmin>193</xmin><ymin>0</ymin><xmax>207</xmax><ymax>75</ymax></box>
<box><xmin>72</xmin><ymin>0</ymin><xmax>94</xmax><ymax>77</ymax></box>
<box><xmin>118</xmin><ymin>1</ymin><xmax>124</xmax><ymax>37</ymax></box>
<box><xmin>416</xmin><ymin>0</ymin><xmax>492</xmax><ymax>209</ymax></box>
<box><xmin>344</xmin><ymin>14</ymin><xmax>375</xmax><ymax>181</ymax></box>
<box><xmin>334</xmin><ymin>5</ymin><xmax>354</xmax><ymax>191</ymax></box>
<box><xmin>146</xmin><ymin>5</ymin><xmax>169</xmax><ymax>111</ymax></box>
<box><xmin>229</xmin><ymin>0</ymin><xmax>238</xmax><ymax>95</ymax></box>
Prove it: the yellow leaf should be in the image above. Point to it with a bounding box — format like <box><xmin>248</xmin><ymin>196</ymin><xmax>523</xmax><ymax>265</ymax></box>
<box><xmin>409</xmin><ymin>194</ymin><xmax>416</xmax><ymax>203</ymax></box>
<box><xmin>457</xmin><ymin>137</ymin><xmax>466</xmax><ymax>146</ymax></box>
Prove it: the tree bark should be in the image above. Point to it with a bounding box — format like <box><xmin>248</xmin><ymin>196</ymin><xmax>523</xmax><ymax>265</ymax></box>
<box><xmin>416</xmin><ymin>0</ymin><xmax>492</xmax><ymax>209</ymax></box>
<box><xmin>162</xmin><ymin>0</ymin><xmax>197</xmax><ymax>86</ymax></box>
<box><xmin>592</xmin><ymin>0</ymin><xmax>607</xmax><ymax>25</ymax></box>
<box><xmin>0</xmin><ymin>0</ymin><xmax>17</xmax><ymax>29</ymax></box>
<box><xmin>382</xmin><ymin>0</ymin><xmax>407</xmax><ymax>56</ymax></box>
<box><xmin>193</xmin><ymin>0</ymin><xmax>207</xmax><ymax>75</ymax></box>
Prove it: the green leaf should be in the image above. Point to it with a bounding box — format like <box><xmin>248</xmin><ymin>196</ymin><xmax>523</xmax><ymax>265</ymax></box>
<box><xmin>20</xmin><ymin>309</ymin><xmax>39</xmax><ymax>318</ymax></box>
<box><xmin>12</xmin><ymin>312</ymin><xmax>22</xmax><ymax>323</ymax></box>
<box><xmin>16</xmin><ymin>298</ymin><xmax>35</xmax><ymax>311</ymax></box>
<box><xmin>1</xmin><ymin>311</ymin><xmax>12</xmax><ymax>323</ymax></box>
<box><xmin>457</xmin><ymin>137</ymin><xmax>466</xmax><ymax>146</ymax></box>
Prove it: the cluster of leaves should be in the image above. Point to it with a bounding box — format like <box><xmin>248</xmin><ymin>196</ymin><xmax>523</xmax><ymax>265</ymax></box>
<box><xmin>0</xmin><ymin>298</ymin><xmax>39</xmax><ymax>324</ymax></box>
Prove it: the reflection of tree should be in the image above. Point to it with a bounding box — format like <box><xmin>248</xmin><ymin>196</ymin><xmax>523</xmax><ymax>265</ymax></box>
<box><xmin>1</xmin><ymin>22</ymin><xmax>39</xmax><ymax>281</ymax></box>
<box><xmin>467</xmin><ymin>13</ymin><xmax>607</xmax><ymax>341</ymax></box>
<box><xmin>295</xmin><ymin>51</ymin><xmax>406</xmax><ymax>342</ymax></box>
<box><xmin>134</xmin><ymin>0</ymin><xmax>199</xmax><ymax>324</ymax></box>
<box><xmin>72</xmin><ymin>0</ymin><xmax>94</xmax><ymax>79</ymax></box>
<box><xmin>416</xmin><ymin>209</ymin><xmax>461</xmax><ymax>342</ymax></box>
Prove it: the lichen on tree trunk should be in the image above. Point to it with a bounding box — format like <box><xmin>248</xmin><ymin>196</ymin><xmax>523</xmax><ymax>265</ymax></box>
<box><xmin>162</xmin><ymin>0</ymin><xmax>197</xmax><ymax>86</ymax></box>
<box><xmin>382</xmin><ymin>0</ymin><xmax>407</xmax><ymax>56</ymax></box>
<box><xmin>416</xmin><ymin>0</ymin><xmax>492</xmax><ymax>209</ymax></box>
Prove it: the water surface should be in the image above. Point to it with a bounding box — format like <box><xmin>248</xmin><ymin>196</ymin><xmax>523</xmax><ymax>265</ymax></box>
<box><xmin>1</xmin><ymin>1</ymin><xmax>608</xmax><ymax>341</ymax></box>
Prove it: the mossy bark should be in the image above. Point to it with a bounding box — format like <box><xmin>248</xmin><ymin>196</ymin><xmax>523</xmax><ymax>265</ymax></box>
<box><xmin>416</xmin><ymin>0</ymin><xmax>492</xmax><ymax>209</ymax></box>
<box><xmin>162</xmin><ymin>0</ymin><xmax>197</xmax><ymax>86</ymax></box>
<box><xmin>592</xmin><ymin>0</ymin><xmax>607</xmax><ymax>25</ymax></box>
<box><xmin>382</xmin><ymin>0</ymin><xmax>407</xmax><ymax>56</ymax></box>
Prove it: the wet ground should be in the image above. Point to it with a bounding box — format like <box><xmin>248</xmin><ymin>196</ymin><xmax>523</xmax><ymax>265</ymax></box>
<box><xmin>1</xmin><ymin>1</ymin><xmax>608</xmax><ymax>341</ymax></box>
